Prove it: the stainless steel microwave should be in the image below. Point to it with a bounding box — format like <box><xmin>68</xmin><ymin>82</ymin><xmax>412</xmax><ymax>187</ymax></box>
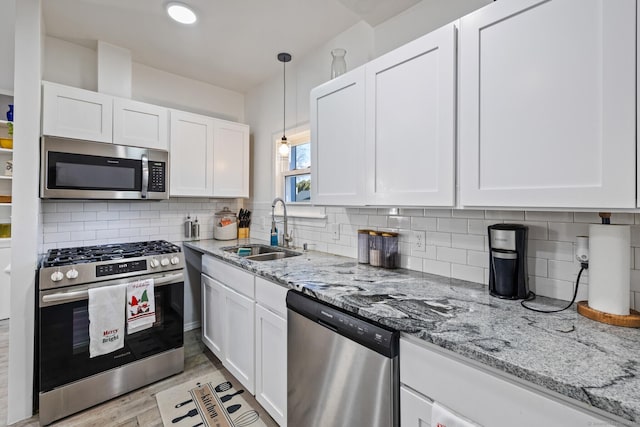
<box><xmin>40</xmin><ymin>136</ymin><xmax>169</xmax><ymax>200</ymax></box>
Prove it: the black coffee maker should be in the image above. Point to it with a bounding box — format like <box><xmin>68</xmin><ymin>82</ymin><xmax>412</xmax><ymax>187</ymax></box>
<box><xmin>488</xmin><ymin>224</ymin><xmax>529</xmax><ymax>299</ymax></box>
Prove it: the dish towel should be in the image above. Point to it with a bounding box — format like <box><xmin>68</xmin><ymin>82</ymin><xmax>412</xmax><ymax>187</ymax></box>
<box><xmin>88</xmin><ymin>283</ymin><xmax>126</xmax><ymax>358</ymax></box>
<box><xmin>127</xmin><ymin>278</ymin><xmax>156</xmax><ymax>334</ymax></box>
<box><xmin>431</xmin><ymin>402</ymin><xmax>480</xmax><ymax>427</ymax></box>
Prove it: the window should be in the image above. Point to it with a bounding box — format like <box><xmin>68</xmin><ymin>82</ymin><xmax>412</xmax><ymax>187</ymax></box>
<box><xmin>277</xmin><ymin>130</ymin><xmax>311</xmax><ymax>203</ymax></box>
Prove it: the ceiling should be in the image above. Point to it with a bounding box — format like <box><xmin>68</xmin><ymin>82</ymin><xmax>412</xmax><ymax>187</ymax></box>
<box><xmin>42</xmin><ymin>0</ymin><xmax>421</xmax><ymax>93</ymax></box>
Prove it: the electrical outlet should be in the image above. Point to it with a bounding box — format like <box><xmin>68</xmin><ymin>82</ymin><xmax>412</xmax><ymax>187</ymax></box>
<box><xmin>329</xmin><ymin>224</ymin><xmax>340</xmax><ymax>240</ymax></box>
<box><xmin>412</xmin><ymin>231</ymin><xmax>426</xmax><ymax>252</ymax></box>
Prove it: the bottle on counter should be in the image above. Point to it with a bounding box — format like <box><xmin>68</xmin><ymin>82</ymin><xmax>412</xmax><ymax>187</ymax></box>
<box><xmin>270</xmin><ymin>220</ymin><xmax>278</xmax><ymax>246</ymax></box>
<box><xmin>192</xmin><ymin>217</ymin><xmax>200</xmax><ymax>240</ymax></box>
<box><xmin>184</xmin><ymin>214</ymin><xmax>193</xmax><ymax>239</ymax></box>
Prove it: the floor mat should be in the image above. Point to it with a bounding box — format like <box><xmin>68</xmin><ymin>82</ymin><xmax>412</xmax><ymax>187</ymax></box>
<box><xmin>156</xmin><ymin>371</ymin><xmax>267</xmax><ymax>427</ymax></box>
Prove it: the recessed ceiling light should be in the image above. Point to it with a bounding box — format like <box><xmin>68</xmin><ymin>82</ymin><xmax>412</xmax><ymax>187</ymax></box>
<box><xmin>166</xmin><ymin>2</ymin><xmax>197</xmax><ymax>25</ymax></box>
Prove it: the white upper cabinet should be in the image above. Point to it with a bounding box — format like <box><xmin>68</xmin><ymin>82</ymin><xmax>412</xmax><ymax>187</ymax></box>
<box><xmin>42</xmin><ymin>81</ymin><xmax>113</xmax><ymax>143</ymax></box>
<box><xmin>212</xmin><ymin>120</ymin><xmax>250</xmax><ymax>198</ymax></box>
<box><xmin>366</xmin><ymin>23</ymin><xmax>456</xmax><ymax>206</ymax></box>
<box><xmin>311</xmin><ymin>67</ymin><xmax>367</xmax><ymax>205</ymax></box>
<box><xmin>113</xmin><ymin>98</ymin><xmax>168</xmax><ymax>149</ymax></box>
<box><xmin>459</xmin><ymin>0</ymin><xmax>636</xmax><ymax>209</ymax></box>
<box><xmin>169</xmin><ymin>110</ymin><xmax>214</xmax><ymax>197</ymax></box>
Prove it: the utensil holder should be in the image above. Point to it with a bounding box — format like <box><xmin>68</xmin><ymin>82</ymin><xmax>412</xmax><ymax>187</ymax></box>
<box><xmin>238</xmin><ymin>227</ymin><xmax>250</xmax><ymax>239</ymax></box>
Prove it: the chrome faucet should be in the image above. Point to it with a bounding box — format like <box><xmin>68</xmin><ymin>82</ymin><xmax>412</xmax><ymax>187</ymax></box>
<box><xmin>272</xmin><ymin>197</ymin><xmax>292</xmax><ymax>248</ymax></box>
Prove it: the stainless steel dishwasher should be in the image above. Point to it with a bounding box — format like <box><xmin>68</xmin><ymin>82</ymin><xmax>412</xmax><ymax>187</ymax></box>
<box><xmin>287</xmin><ymin>290</ymin><xmax>399</xmax><ymax>427</ymax></box>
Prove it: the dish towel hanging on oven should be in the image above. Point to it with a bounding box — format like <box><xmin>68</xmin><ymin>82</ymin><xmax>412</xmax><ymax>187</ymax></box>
<box><xmin>127</xmin><ymin>278</ymin><xmax>156</xmax><ymax>334</ymax></box>
<box><xmin>88</xmin><ymin>283</ymin><xmax>126</xmax><ymax>358</ymax></box>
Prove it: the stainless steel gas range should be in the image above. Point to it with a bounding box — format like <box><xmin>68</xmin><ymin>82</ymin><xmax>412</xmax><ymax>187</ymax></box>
<box><xmin>37</xmin><ymin>240</ymin><xmax>185</xmax><ymax>425</ymax></box>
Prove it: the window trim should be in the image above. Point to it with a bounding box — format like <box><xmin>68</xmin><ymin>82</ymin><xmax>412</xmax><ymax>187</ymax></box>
<box><xmin>274</xmin><ymin>128</ymin><xmax>311</xmax><ymax>204</ymax></box>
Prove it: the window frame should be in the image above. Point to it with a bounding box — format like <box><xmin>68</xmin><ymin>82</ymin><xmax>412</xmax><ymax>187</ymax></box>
<box><xmin>275</xmin><ymin>128</ymin><xmax>311</xmax><ymax>204</ymax></box>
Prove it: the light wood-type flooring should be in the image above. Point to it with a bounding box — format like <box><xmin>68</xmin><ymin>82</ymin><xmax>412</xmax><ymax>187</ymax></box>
<box><xmin>0</xmin><ymin>321</ymin><xmax>277</xmax><ymax>427</ymax></box>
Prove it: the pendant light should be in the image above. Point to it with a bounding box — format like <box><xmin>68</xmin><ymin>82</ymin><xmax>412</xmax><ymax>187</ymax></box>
<box><xmin>277</xmin><ymin>52</ymin><xmax>292</xmax><ymax>157</ymax></box>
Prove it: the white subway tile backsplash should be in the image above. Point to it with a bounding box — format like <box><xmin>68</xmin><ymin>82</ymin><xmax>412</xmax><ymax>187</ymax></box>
<box><xmin>411</xmin><ymin>217</ymin><xmax>437</xmax><ymax>231</ymax></box>
<box><xmin>43</xmin><ymin>212</ymin><xmax>71</xmax><ymax>223</ymax></box>
<box><xmin>40</xmin><ymin>199</ymin><xmax>640</xmax><ymax>304</ymax></box>
<box><xmin>368</xmin><ymin>215</ymin><xmax>388</xmax><ymax>227</ymax></box>
<box><xmin>71</xmin><ymin>230</ymin><xmax>96</xmax><ymax>241</ymax></box>
<box><xmin>525</xmin><ymin>211</ymin><xmax>573</xmax><ymax>222</ymax></box>
<box><xmin>57</xmin><ymin>222</ymin><xmax>85</xmax><ymax>232</ymax></box>
<box><xmin>451</xmin><ymin>234</ymin><xmax>485</xmax><ymax>251</ymax></box>
<box><xmin>56</xmin><ymin>202</ymin><xmax>85</xmax><ymax>212</ymax></box>
<box><xmin>425</xmin><ymin>209</ymin><xmax>452</xmax><ymax>218</ymax></box>
<box><xmin>527</xmin><ymin>257</ymin><xmax>548</xmax><ymax>277</ymax></box>
<box><xmin>528</xmin><ymin>240</ymin><xmax>573</xmax><ymax>261</ymax></box>
<box><xmin>437</xmin><ymin>247</ymin><xmax>467</xmax><ymax>264</ymax></box>
<box><xmin>424</xmin><ymin>259</ymin><xmax>451</xmax><ymax>276</ymax></box>
<box><xmin>485</xmin><ymin>210</ymin><xmax>524</xmax><ymax>221</ymax></box>
<box><xmin>467</xmin><ymin>250</ymin><xmax>489</xmax><ymax>268</ymax></box>
<box><xmin>388</xmin><ymin>216</ymin><xmax>411</xmax><ymax>229</ymax></box>
<box><xmin>548</xmin><ymin>222</ymin><xmax>589</xmax><ymax>242</ymax></box>
<box><xmin>451</xmin><ymin>209</ymin><xmax>485</xmax><ymax>219</ymax></box>
<box><xmin>71</xmin><ymin>211</ymin><xmax>97</xmax><ymax>222</ymax></box>
<box><xmin>427</xmin><ymin>231</ymin><xmax>451</xmax><ymax>247</ymax></box>
<box><xmin>97</xmin><ymin>211</ymin><xmax>120</xmax><ymax>221</ymax></box>
<box><xmin>451</xmin><ymin>264</ymin><xmax>484</xmax><ymax>283</ymax></box>
<box><xmin>437</xmin><ymin>218</ymin><xmax>468</xmax><ymax>234</ymax></box>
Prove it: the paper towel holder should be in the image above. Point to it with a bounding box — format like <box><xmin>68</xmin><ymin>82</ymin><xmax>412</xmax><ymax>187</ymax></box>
<box><xmin>576</xmin><ymin>213</ymin><xmax>640</xmax><ymax>327</ymax></box>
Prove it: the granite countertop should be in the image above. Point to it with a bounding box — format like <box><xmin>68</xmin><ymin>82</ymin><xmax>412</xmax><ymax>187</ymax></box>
<box><xmin>184</xmin><ymin>239</ymin><xmax>640</xmax><ymax>424</ymax></box>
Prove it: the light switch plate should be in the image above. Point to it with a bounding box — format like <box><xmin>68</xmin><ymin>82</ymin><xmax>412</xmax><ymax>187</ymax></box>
<box><xmin>329</xmin><ymin>224</ymin><xmax>340</xmax><ymax>240</ymax></box>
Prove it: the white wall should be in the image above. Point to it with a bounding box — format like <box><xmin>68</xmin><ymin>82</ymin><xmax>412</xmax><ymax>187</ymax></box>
<box><xmin>43</xmin><ymin>36</ymin><xmax>245</xmax><ymax>122</ymax></box>
<box><xmin>374</xmin><ymin>0</ymin><xmax>492</xmax><ymax>56</ymax></box>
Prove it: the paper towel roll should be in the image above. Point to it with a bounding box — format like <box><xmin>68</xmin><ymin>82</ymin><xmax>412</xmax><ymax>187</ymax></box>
<box><xmin>588</xmin><ymin>224</ymin><xmax>630</xmax><ymax>316</ymax></box>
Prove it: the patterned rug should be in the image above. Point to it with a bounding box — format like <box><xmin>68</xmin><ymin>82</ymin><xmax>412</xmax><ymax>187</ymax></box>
<box><xmin>156</xmin><ymin>371</ymin><xmax>267</xmax><ymax>427</ymax></box>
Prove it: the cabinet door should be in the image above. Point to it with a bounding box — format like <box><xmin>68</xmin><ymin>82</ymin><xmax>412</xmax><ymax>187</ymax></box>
<box><xmin>255</xmin><ymin>304</ymin><xmax>287</xmax><ymax>427</ymax></box>
<box><xmin>113</xmin><ymin>98</ymin><xmax>168</xmax><ymax>149</ymax></box>
<box><xmin>169</xmin><ymin>110</ymin><xmax>214</xmax><ymax>196</ymax></box>
<box><xmin>201</xmin><ymin>274</ymin><xmax>224</xmax><ymax>360</ymax></box>
<box><xmin>223</xmin><ymin>286</ymin><xmax>255</xmax><ymax>394</ymax></box>
<box><xmin>311</xmin><ymin>67</ymin><xmax>366</xmax><ymax>205</ymax></box>
<box><xmin>366</xmin><ymin>23</ymin><xmax>456</xmax><ymax>206</ymax></box>
<box><xmin>459</xmin><ymin>0</ymin><xmax>636</xmax><ymax>208</ymax></box>
<box><xmin>212</xmin><ymin>119</ymin><xmax>250</xmax><ymax>198</ymax></box>
<box><xmin>400</xmin><ymin>386</ymin><xmax>432</xmax><ymax>427</ymax></box>
<box><xmin>42</xmin><ymin>81</ymin><xmax>113</xmax><ymax>143</ymax></box>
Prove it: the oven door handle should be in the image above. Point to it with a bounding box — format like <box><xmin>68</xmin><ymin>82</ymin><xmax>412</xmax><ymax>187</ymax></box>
<box><xmin>42</xmin><ymin>272</ymin><xmax>184</xmax><ymax>304</ymax></box>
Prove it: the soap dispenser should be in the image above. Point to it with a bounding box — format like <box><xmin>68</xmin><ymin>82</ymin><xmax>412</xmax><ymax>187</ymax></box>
<box><xmin>270</xmin><ymin>219</ymin><xmax>278</xmax><ymax>246</ymax></box>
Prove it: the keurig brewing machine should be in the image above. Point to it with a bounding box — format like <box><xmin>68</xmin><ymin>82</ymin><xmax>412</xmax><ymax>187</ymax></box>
<box><xmin>488</xmin><ymin>224</ymin><xmax>529</xmax><ymax>299</ymax></box>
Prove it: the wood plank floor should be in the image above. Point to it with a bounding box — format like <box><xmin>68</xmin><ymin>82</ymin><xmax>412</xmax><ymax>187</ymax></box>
<box><xmin>0</xmin><ymin>321</ymin><xmax>277</xmax><ymax>427</ymax></box>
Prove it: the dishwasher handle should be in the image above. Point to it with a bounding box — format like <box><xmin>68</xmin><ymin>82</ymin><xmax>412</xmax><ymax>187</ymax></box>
<box><xmin>287</xmin><ymin>290</ymin><xmax>399</xmax><ymax>358</ymax></box>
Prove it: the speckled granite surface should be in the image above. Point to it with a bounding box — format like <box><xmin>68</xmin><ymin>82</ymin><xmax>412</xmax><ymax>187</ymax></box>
<box><xmin>184</xmin><ymin>239</ymin><xmax>640</xmax><ymax>424</ymax></box>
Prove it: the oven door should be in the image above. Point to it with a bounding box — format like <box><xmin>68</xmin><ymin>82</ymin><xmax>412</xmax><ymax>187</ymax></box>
<box><xmin>38</xmin><ymin>272</ymin><xmax>183</xmax><ymax>393</ymax></box>
<box><xmin>40</xmin><ymin>136</ymin><xmax>168</xmax><ymax>200</ymax></box>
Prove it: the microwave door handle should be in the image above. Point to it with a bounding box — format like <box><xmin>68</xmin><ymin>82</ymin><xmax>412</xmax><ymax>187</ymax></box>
<box><xmin>141</xmin><ymin>154</ymin><xmax>149</xmax><ymax>199</ymax></box>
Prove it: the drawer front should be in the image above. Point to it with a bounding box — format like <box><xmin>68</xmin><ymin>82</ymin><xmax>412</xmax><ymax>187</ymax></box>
<box><xmin>400</xmin><ymin>338</ymin><xmax>612</xmax><ymax>427</ymax></box>
<box><xmin>400</xmin><ymin>385</ymin><xmax>432</xmax><ymax>427</ymax></box>
<box><xmin>255</xmin><ymin>277</ymin><xmax>288</xmax><ymax>317</ymax></box>
<box><xmin>202</xmin><ymin>255</ymin><xmax>254</xmax><ymax>298</ymax></box>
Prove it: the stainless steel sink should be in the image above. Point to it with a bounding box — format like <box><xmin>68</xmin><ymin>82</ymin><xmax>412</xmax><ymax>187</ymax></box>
<box><xmin>223</xmin><ymin>244</ymin><xmax>302</xmax><ymax>261</ymax></box>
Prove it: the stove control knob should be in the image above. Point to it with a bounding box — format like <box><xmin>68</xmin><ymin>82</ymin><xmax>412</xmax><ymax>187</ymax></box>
<box><xmin>149</xmin><ymin>258</ymin><xmax>160</xmax><ymax>268</ymax></box>
<box><xmin>170</xmin><ymin>256</ymin><xmax>180</xmax><ymax>265</ymax></box>
<box><xmin>66</xmin><ymin>268</ymin><xmax>79</xmax><ymax>279</ymax></box>
<box><xmin>160</xmin><ymin>258</ymin><xmax>170</xmax><ymax>267</ymax></box>
<box><xmin>51</xmin><ymin>271</ymin><xmax>64</xmax><ymax>282</ymax></box>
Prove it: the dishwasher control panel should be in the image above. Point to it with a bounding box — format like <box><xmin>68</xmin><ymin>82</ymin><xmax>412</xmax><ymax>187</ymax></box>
<box><xmin>287</xmin><ymin>290</ymin><xmax>398</xmax><ymax>358</ymax></box>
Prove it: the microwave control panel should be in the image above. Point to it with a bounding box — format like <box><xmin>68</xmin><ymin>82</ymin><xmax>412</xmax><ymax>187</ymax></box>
<box><xmin>149</xmin><ymin>162</ymin><xmax>166</xmax><ymax>192</ymax></box>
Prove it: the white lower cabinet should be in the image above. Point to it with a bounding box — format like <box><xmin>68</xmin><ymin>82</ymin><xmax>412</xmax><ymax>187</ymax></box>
<box><xmin>255</xmin><ymin>304</ymin><xmax>287</xmax><ymax>427</ymax></box>
<box><xmin>400</xmin><ymin>337</ymin><xmax>614</xmax><ymax>427</ymax></box>
<box><xmin>400</xmin><ymin>386</ymin><xmax>432</xmax><ymax>427</ymax></box>
<box><xmin>223</xmin><ymin>285</ymin><xmax>255</xmax><ymax>394</ymax></box>
<box><xmin>201</xmin><ymin>257</ymin><xmax>287</xmax><ymax>425</ymax></box>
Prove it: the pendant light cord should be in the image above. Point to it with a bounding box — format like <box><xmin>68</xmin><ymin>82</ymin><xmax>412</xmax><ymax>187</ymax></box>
<box><xmin>283</xmin><ymin>59</ymin><xmax>286</xmax><ymax>139</ymax></box>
